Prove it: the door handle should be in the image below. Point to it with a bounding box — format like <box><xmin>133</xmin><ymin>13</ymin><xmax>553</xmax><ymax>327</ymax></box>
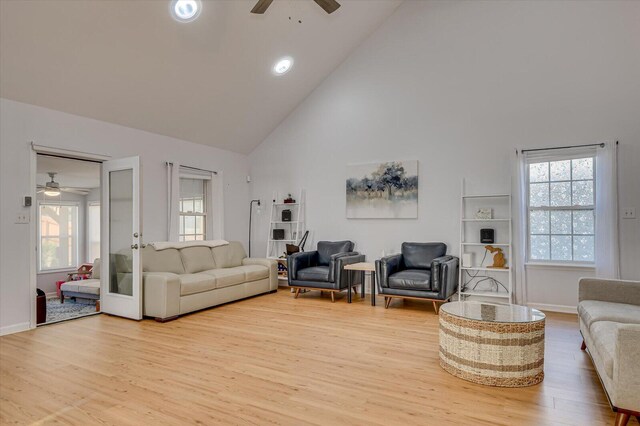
<box><xmin>141</xmin><ymin>243</ymin><xmax>147</xmax><ymax>248</ymax></box>
<box><xmin>131</xmin><ymin>244</ymin><xmax>139</xmax><ymax>250</ymax></box>
<box><xmin>133</xmin><ymin>232</ymin><xmax>139</xmax><ymax>238</ymax></box>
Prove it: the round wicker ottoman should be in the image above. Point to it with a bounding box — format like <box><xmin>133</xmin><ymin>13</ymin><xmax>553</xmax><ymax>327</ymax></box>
<box><xmin>439</xmin><ymin>301</ymin><xmax>546</xmax><ymax>387</ymax></box>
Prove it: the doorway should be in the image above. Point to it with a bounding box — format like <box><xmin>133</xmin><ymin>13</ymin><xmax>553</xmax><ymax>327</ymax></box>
<box><xmin>35</xmin><ymin>154</ymin><xmax>102</xmax><ymax>324</ymax></box>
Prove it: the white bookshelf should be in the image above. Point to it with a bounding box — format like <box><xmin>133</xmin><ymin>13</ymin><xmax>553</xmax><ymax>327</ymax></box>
<box><xmin>458</xmin><ymin>180</ymin><xmax>513</xmax><ymax>303</ymax></box>
<box><xmin>266</xmin><ymin>190</ymin><xmax>305</xmax><ymax>261</ymax></box>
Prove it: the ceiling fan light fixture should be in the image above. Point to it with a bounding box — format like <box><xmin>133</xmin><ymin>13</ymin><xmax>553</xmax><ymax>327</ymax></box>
<box><xmin>170</xmin><ymin>0</ymin><xmax>201</xmax><ymax>23</ymax></box>
<box><xmin>44</xmin><ymin>189</ymin><xmax>61</xmax><ymax>197</ymax></box>
<box><xmin>273</xmin><ymin>57</ymin><xmax>293</xmax><ymax>75</ymax></box>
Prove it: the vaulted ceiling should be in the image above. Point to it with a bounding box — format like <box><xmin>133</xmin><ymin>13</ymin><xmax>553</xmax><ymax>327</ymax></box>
<box><xmin>0</xmin><ymin>0</ymin><xmax>402</xmax><ymax>154</ymax></box>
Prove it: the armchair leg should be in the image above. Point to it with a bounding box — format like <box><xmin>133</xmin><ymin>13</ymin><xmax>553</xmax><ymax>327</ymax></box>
<box><xmin>384</xmin><ymin>297</ymin><xmax>392</xmax><ymax>309</ymax></box>
<box><xmin>294</xmin><ymin>288</ymin><xmax>300</xmax><ymax>299</ymax></box>
<box><xmin>615</xmin><ymin>412</ymin><xmax>630</xmax><ymax>426</ymax></box>
<box><xmin>331</xmin><ymin>292</ymin><xmax>335</xmax><ymax>303</ymax></box>
<box><xmin>432</xmin><ymin>301</ymin><xmax>439</xmax><ymax>315</ymax></box>
<box><xmin>580</xmin><ymin>340</ymin><xmax>586</xmax><ymax>350</ymax></box>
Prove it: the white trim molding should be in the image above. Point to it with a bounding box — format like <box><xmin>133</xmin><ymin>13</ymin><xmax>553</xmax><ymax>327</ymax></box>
<box><xmin>0</xmin><ymin>322</ymin><xmax>31</xmax><ymax>336</ymax></box>
<box><xmin>527</xmin><ymin>303</ymin><xmax>577</xmax><ymax>314</ymax></box>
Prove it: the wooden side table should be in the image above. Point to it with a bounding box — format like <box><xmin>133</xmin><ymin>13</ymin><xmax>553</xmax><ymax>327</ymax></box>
<box><xmin>344</xmin><ymin>262</ymin><xmax>377</xmax><ymax>306</ymax></box>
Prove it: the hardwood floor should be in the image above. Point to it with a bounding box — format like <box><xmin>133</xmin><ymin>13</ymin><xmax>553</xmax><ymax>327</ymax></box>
<box><xmin>0</xmin><ymin>290</ymin><xmax>633</xmax><ymax>425</ymax></box>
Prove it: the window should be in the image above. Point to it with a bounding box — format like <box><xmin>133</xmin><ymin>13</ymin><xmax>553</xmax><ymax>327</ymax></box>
<box><xmin>527</xmin><ymin>155</ymin><xmax>595</xmax><ymax>263</ymax></box>
<box><xmin>39</xmin><ymin>203</ymin><xmax>79</xmax><ymax>271</ymax></box>
<box><xmin>179</xmin><ymin>178</ymin><xmax>206</xmax><ymax>241</ymax></box>
<box><xmin>87</xmin><ymin>202</ymin><xmax>100</xmax><ymax>262</ymax></box>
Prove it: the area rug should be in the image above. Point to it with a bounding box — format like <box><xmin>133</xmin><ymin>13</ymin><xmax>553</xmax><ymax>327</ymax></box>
<box><xmin>45</xmin><ymin>297</ymin><xmax>99</xmax><ymax>324</ymax></box>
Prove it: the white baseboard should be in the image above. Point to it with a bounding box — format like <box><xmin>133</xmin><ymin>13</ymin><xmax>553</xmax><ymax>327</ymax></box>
<box><xmin>527</xmin><ymin>302</ymin><xmax>577</xmax><ymax>314</ymax></box>
<box><xmin>0</xmin><ymin>322</ymin><xmax>32</xmax><ymax>336</ymax></box>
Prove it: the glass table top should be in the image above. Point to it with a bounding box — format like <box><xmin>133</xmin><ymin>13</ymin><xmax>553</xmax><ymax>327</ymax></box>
<box><xmin>440</xmin><ymin>301</ymin><xmax>545</xmax><ymax>323</ymax></box>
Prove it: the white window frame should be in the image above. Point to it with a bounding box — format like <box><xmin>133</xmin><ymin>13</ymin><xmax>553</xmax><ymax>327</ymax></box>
<box><xmin>37</xmin><ymin>201</ymin><xmax>80</xmax><ymax>272</ymax></box>
<box><xmin>525</xmin><ymin>153</ymin><xmax>596</xmax><ymax>265</ymax></box>
<box><xmin>178</xmin><ymin>176</ymin><xmax>208</xmax><ymax>241</ymax></box>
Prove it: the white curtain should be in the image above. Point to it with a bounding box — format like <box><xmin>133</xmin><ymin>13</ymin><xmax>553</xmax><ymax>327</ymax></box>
<box><xmin>595</xmin><ymin>142</ymin><xmax>620</xmax><ymax>278</ymax></box>
<box><xmin>167</xmin><ymin>162</ymin><xmax>180</xmax><ymax>241</ymax></box>
<box><xmin>514</xmin><ymin>150</ymin><xmax>528</xmax><ymax>305</ymax></box>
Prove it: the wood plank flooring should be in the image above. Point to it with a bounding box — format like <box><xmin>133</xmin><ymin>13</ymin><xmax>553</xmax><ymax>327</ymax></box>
<box><xmin>1</xmin><ymin>290</ymin><xmax>633</xmax><ymax>425</ymax></box>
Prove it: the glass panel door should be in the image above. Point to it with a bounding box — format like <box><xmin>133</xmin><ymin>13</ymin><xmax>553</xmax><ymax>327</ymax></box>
<box><xmin>101</xmin><ymin>157</ymin><xmax>142</xmax><ymax>319</ymax></box>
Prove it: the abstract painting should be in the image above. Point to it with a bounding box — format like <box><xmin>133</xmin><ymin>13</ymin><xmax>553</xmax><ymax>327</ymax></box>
<box><xmin>346</xmin><ymin>160</ymin><xmax>418</xmax><ymax>219</ymax></box>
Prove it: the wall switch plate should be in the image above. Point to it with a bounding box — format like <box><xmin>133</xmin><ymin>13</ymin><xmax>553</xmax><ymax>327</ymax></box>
<box><xmin>622</xmin><ymin>208</ymin><xmax>636</xmax><ymax>219</ymax></box>
<box><xmin>15</xmin><ymin>213</ymin><xmax>29</xmax><ymax>224</ymax></box>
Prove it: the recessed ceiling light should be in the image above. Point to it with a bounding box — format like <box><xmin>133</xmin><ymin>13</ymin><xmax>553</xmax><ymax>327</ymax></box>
<box><xmin>273</xmin><ymin>57</ymin><xmax>293</xmax><ymax>75</ymax></box>
<box><xmin>170</xmin><ymin>0</ymin><xmax>201</xmax><ymax>23</ymax></box>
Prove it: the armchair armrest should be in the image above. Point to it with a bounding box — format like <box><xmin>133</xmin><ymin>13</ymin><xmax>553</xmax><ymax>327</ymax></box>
<box><xmin>287</xmin><ymin>251</ymin><xmax>319</xmax><ymax>281</ymax></box>
<box><xmin>431</xmin><ymin>255</ymin><xmax>453</xmax><ymax>292</ymax></box>
<box><xmin>436</xmin><ymin>256</ymin><xmax>459</xmax><ymax>300</ymax></box>
<box><xmin>143</xmin><ymin>272</ymin><xmax>180</xmax><ymax>319</ymax></box>
<box><xmin>375</xmin><ymin>254</ymin><xmax>403</xmax><ymax>289</ymax></box>
<box><xmin>328</xmin><ymin>251</ymin><xmax>359</xmax><ymax>282</ymax></box>
<box><xmin>243</xmin><ymin>258</ymin><xmax>278</xmax><ymax>290</ymax></box>
<box><xmin>333</xmin><ymin>253</ymin><xmax>366</xmax><ymax>288</ymax></box>
<box><xmin>578</xmin><ymin>278</ymin><xmax>640</xmax><ymax>306</ymax></box>
<box><xmin>613</xmin><ymin>324</ymin><xmax>640</xmax><ymax>410</ymax></box>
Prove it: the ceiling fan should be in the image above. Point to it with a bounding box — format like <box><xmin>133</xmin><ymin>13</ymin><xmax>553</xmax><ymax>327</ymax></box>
<box><xmin>37</xmin><ymin>172</ymin><xmax>91</xmax><ymax>197</ymax></box>
<box><xmin>251</xmin><ymin>0</ymin><xmax>340</xmax><ymax>15</ymax></box>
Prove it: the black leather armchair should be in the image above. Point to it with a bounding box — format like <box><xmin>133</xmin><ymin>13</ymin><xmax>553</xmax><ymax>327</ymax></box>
<box><xmin>287</xmin><ymin>241</ymin><xmax>365</xmax><ymax>302</ymax></box>
<box><xmin>375</xmin><ymin>242</ymin><xmax>458</xmax><ymax>313</ymax></box>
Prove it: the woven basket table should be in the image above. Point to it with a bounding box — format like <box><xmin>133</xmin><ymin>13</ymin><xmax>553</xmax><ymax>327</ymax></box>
<box><xmin>439</xmin><ymin>301</ymin><xmax>546</xmax><ymax>387</ymax></box>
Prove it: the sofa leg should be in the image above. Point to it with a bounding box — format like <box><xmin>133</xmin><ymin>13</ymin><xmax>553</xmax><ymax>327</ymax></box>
<box><xmin>60</xmin><ymin>292</ymin><xmax>64</xmax><ymax>303</ymax></box>
<box><xmin>615</xmin><ymin>412</ymin><xmax>630</xmax><ymax>426</ymax></box>
<box><xmin>330</xmin><ymin>292</ymin><xmax>335</xmax><ymax>303</ymax></box>
<box><xmin>384</xmin><ymin>297</ymin><xmax>392</xmax><ymax>309</ymax></box>
<box><xmin>154</xmin><ymin>316</ymin><xmax>179</xmax><ymax>323</ymax></box>
<box><xmin>432</xmin><ymin>301</ymin><xmax>439</xmax><ymax>315</ymax></box>
<box><xmin>294</xmin><ymin>288</ymin><xmax>300</xmax><ymax>299</ymax></box>
<box><xmin>581</xmin><ymin>340</ymin><xmax>586</xmax><ymax>351</ymax></box>
<box><xmin>95</xmin><ymin>300</ymin><xmax>100</xmax><ymax>312</ymax></box>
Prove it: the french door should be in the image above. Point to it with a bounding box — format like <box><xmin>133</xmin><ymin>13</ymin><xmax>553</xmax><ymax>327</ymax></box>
<box><xmin>101</xmin><ymin>156</ymin><xmax>143</xmax><ymax>319</ymax></box>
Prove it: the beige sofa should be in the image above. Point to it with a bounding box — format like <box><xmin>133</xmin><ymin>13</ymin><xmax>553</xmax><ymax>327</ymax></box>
<box><xmin>141</xmin><ymin>242</ymin><xmax>277</xmax><ymax>321</ymax></box>
<box><xmin>578</xmin><ymin>278</ymin><xmax>640</xmax><ymax>425</ymax></box>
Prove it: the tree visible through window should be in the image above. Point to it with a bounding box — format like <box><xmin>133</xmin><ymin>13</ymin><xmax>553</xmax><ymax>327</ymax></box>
<box><xmin>39</xmin><ymin>203</ymin><xmax>79</xmax><ymax>271</ymax></box>
<box><xmin>527</xmin><ymin>156</ymin><xmax>595</xmax><ymax>263</ymax></box>
<box><xmin>179</xmin><ymin>178</ymin><xmax>206</xmax><ymax>241</ymax></box>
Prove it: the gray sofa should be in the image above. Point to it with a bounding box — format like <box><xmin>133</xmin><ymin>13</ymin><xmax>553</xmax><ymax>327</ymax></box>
<box><xmin>141</xmin><ymin>241</ymin><xmax>277</xmax><ymax>321</ymax></box>
<box><xmin>578</xmin><ymin>277</ymin><xmax>640</xmax><ymax>425</ymax></box>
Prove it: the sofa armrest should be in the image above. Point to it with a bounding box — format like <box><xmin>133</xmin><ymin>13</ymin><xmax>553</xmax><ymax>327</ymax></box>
<box><xmin>437</xmin><ymin>257</ymin><xmax>459</xmax><ymax>300</ymax></box>
<box><xmin>375</xmin><ymin>254</ymin><xmax>403</xmax><ymax>289</ymax></box>
<box><xmin>334</xmin><ymin>253</ymin><xmax>366</xmax><ymax>289</ymax></box>
<box><xmin>243</xmin><ymin>258</ymin><xmax>278</xmax><ymax>290</ymax></box>
<box><xmin>328</xmin><ymin>251</ymin><xmax>359</xmax><ymax>282</ymax></box>
<box><xmin>287</xmin><ymin>251</ymin><xmax>319</xmax><ymax>281</ymax></box>
<box><xmin>579</xmin><ymin>278</ymin><xmax>640</xmax><ymax>306</ymax></box>
<box><xmin>143</xmin><ymin>272</ymin><xmax>181</xmax><ymax>319</ymax></box>
<box><xmin>613</xmin><ymin>324</ymin><xmax>640</xmax><ymax>410</ymax></box>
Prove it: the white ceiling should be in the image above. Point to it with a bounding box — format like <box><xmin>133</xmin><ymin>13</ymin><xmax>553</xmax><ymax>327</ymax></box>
<box><xmin>1</xmin><ymin>0</ymin><xmax>402</xmax><ymax>154</ymax></box>
<box><xmin>37</xmin><ymin>155</ymin><xmax>101</xmax><ymax>189</ymax></box>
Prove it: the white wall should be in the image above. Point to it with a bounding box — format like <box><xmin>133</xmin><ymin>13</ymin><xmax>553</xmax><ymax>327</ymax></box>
<box><xmin>249</xmin><ymin>0</ymin><xmax>640</xmax><ymax>310</ymax></box>
<box><xmin>1</xmin><ymin>98</ymin><xmax>250</xmax><ymax>334</ymax></box>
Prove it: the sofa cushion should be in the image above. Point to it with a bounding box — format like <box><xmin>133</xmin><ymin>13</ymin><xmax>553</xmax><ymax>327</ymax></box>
<box><xmin>297</xmin><ymin>266</ymin><xmax>330</xmax><ymax>282</ymax></box>
<box><xmin>142</xmin><ymin>246</ymin><xmax>185</xmax><ymax>274</ymax></box>
<box><xmin>240</xmin><ymin>264</ymin><xmax>270</xmax><ymax>282</ymax></box>
<box><xmin>589</xmin><ymin>321</ymin><xmax>618</xmax><ymax>379</ymax></box>
<box><xmin>401</xmin><ymin>242</ymin><xmax>447</xmax><ymax>269</ymax></box>
<box><xmin>202</xmin><ymin>267</ymin><xmax>246</xmax><ymax>289</ymax></box>
<box><xmin>180</xmin><ymin>247</ymin><xmax>216</xmax><ymax>273</ymax></box>
<box><xmin>179</xmin><ymin>274</ymin><xmax>216</xmax><ymax>296</ymax></box>
<box><xmin>578</xmin><ymin>300</ymin><xmax>640</xmax><ymax>329</ymax></box>
<box><xmin>61</xmin><ymin>279</ymin><xmax>100</xmax><ymax>296</ymax></box>
<box><xmin>389</xmin><ymin>269</ymin><xmax>432</xmax><ymax>291</ymax></box>
<box><xmin>317</xmin><ymin>241</ymin><xmax>353</xmax><ymax>266</ymax></box>
<box><xmin>211</xmin><ymin>241</ymin><xmax>246</xmax><ymax>268</ymax></box>
<box><xmin>92</xmin><ymin>258</ymin><xmax>101</xmax><ymax>279</ymax></box>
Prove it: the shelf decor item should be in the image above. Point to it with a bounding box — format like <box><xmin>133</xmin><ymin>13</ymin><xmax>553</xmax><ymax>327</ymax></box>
<box><xmin>282</xmin><ymin>209</ymin><xmax>292</xmax><ymax>222</ymax></box>
<box><xmin>283</xmin><ymin>194</ymin><xmax>296</xmax><ymax>204</ymax></box>
<box><xmin>475</xmin><ymin>208</ymin><xmax>492</xmax><ymax>219</ymax></box>
<box><xmin>485</xmin><ymin>245</ymin><xmax>507</xmax><ymax>269</ymax></box>
<box><xmin>480</xmin><ymin>228</ymin><xmax>495</xmax><ymax>244</ymax></box>
<box><xmin>346</xmin><ymin>160</ymin><xmax>418</xmax><ymax>219</ymax></box>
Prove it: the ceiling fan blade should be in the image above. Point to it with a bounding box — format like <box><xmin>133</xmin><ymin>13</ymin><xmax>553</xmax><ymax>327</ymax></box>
<box><xmin>251</xmin><ymin>0</ymin><xmax>274</xmax><ymax>14</ymax></box>
<box><xmin>313</xmin><ymin>0</ymin><xmax>340</xmax><ymax>14</ymax></box>
<box><xmin>60</xmin><ymin>187</ymin><xmax>91</xmax><ymax>195</ymax></box>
